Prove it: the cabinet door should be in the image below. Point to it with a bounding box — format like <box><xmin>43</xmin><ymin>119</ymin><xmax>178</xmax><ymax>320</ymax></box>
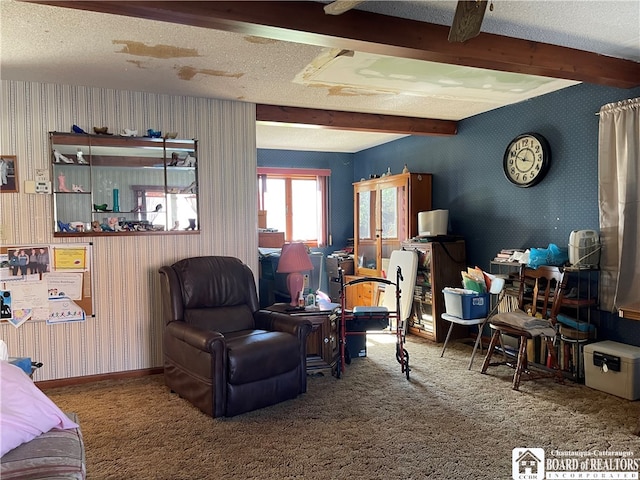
<box><xmin>353</xmin><ymin>173</ymin><xmax>431</xmax><ymax>277</ymax></box>
<box><xmin>344</xmin><ymin>275</ymin><xmax>374</xmax><ymax>309</ymax></box>
<box><xmin>354</xmin><ymin>184</ymin><xmax>379</xmax><ymax>275</ymax></box>
<box><xmin>408</xmin><ymin>244</ymin><xmax>436</xmax><ymax>340</ymax></box>
<box><xmin>305</xmin><ymin>314</ymin><xmax>338</xmax><ymax>375</ymax></box>
<box><xmin>52</xmin><ymin>135</ymin><xmax>93</xmax><ymax>229</ymax></box>
<box><xmin>380</xmin><ymin>179</ymin><xmax>408</xmax><ymax>270</ymax></box>
<box><xmin>323</xmin><ymin>313</ymin><xmax>339</xmax><ymax>371</ymax></box>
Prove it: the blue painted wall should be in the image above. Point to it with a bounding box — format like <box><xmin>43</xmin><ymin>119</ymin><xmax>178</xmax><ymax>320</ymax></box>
<box><xmin>259</xmin><ymin>82</ymin><xmax>640</xmax><ymax>344</ymax></box>
<box><xmin>352</xmin><ymin>82</ymin><xmax>640</xmax><ymax>344</ymax></box>
<box><xmin>354</xmin><ymin>83</ymin><xmax>640</xmax><ymax>270</ymax></box>
<box><xmin>257</xmin><ymin>149</ymin><xmax>355</xmax><ymax>254</ymax></box>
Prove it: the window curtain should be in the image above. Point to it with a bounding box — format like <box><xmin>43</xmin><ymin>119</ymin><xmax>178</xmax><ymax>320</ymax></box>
<box><xmin>598</xmin><ymin>97</ymin><xmax>640</xmax><ymax>312</ymax></box>
<box><xmin>317</xmin><ymin>174</ymin><xmax>329</xmax><ymax>247</ymax></box>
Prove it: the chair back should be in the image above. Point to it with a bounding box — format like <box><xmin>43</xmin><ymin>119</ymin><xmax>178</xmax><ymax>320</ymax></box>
<box><xmin>516</xmin><ymin>265</ymin><xmax>567</xmax><ymax>324</ymax></box>
<box><xmin>161</xmin><ymin>256</ymin><xmax>260</xmax><ymax>333</ymax></box>
<box><xmin>381</xmin><ymin>250</ymin><xmax>418</xmax><ymax>322</ymax></box>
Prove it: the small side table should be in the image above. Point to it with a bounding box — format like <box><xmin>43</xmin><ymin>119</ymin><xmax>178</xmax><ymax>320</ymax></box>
<box><xmin>265</xmin><ymin>303</ymin><xmax>339</xmax><ymax>376</ymax></box>
<box><xmin>619</xmin><ymin>302</ymin><xmax>640</xmax><ymax>321</ymax></box>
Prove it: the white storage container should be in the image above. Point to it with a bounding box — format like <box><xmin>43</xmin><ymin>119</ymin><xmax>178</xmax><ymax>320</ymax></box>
<box><xmin>583</xmin><ymin>341</ymin><xmax>640</xmax><ymax>400</ymax></box>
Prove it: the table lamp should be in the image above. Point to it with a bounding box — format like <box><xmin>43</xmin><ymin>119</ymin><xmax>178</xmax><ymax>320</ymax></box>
<box><xmin>277</xmin><ymin>242</ymin><xmax>314</xmax><ymax>306</ymax></box>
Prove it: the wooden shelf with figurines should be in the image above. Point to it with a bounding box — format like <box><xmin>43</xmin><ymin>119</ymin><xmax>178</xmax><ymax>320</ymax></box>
<box><xmin>50</xmin><ymin>131</ymin><xmax>199</xmax><ymax>236</ymax></box>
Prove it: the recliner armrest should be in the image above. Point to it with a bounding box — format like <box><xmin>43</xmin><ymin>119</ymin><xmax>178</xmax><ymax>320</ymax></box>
<box><xmin>255</xmin><ymin>310</ymin><xmax>311</xmax><ymax>338</ymax></box>
<box><xmin>165</xmin><ymin>321</ymin><xmax>225</xmax><ymax>353</ymax></box>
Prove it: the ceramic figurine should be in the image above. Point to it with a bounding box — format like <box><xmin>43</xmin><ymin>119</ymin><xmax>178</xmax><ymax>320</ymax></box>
<box><xmin>121</xmin><ymin>128</ymin><xmax>138</xmax><ymax>137</ymax></box>
<box><xmin>76</xmin><ymin>149</ymin><xmax>88</xmax><ymax>164</ymax></box>
<box><xmin>57</xmin><ymin>220</ymin><xmax>74</xmax><ymax>233</ymax></box>
<box><xmin>402</xmin><ymin>164</ymin><xmax>409</xmax><ymax>174</ymax></box>
<box><xmin>181</xmin><ymin>153</ymin><xmax>196</xmax><ymax>167</ymax></box>
<box><xmin>146</xmin><ymin>129</ymin><xmax>162</xmax><ymax>138</ymax></box>
<box><xmin>93</xmin><ymin>126</ymin><xmax>111</xmax><ymax>135</ymax></box>
<box><xmin>93</xmin><ymin>203</ymin><xmax>109</xmax><ymax>212</ymax></box>
<box><xmin>53</xmin><ymin>149</ymin><xmax>73</xmax><ymax>163</ymax></box>
<box><xmin>180</xmin><ymin>180</ymin><xmax>197</xmax><ymax>194</ymax></box>
<box><xmin>57</xmin><ymin>173</ymin><xmax>71</xmax><ymax>192</ymax></box>
<box><xmin>72</xmin><ymin>184</ymin><xmax>85</xmax><ymax>192</ymax></box>
<box><xmin>72</xmin><ymin>125</ymin><xmax>86</xmax><ymax>134</ymax></box>
<box><xmin>107</xmin><ymin>217</ymin><xmax>121</xmax><ymax>231</ymax></box>
<box><xmin>164</xmin><ymin>131</ymin><xmax>178</xmax><ymax>139</ymax></box>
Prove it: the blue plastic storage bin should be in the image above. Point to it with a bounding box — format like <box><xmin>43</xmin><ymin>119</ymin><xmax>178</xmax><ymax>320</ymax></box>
<box><xmin>443</xmin><ymin>288</ymin><xmax>489</xmax><ymax>319</ymax></box>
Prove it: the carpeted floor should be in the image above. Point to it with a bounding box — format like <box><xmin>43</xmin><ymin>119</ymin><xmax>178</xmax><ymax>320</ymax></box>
<box><xmin>45</xmin><ymin>336</ymin><xmax>640</xmax><ymax>479</ymax></box>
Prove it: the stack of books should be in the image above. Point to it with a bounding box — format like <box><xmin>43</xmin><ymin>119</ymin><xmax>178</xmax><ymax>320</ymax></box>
<box><xmin>492</xmin><ymin>248</ymin><xmax>525</xmax><ymax>263</ymax></box>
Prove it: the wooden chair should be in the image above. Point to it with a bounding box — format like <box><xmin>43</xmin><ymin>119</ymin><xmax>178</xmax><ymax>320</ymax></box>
<box><xmin>481</xmin><ymin>265</ymin><xmax>569</xmax><ymax>390</ymax></box>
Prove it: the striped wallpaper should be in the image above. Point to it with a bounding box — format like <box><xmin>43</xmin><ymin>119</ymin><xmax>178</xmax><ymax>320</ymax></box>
<box><xmin>0</xmin><ymin>80</ymin><xmax>258</xmax><ymax>381</ymax></box>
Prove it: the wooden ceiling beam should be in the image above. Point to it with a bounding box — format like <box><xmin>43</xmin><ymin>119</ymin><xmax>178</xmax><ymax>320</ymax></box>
<box><xmin>256</xmin><ymin>105</ymin><xmax>458</xmax><ymax>136</ymax></box>
<box><xmin>28</xmin><ymin>1</ymin><xmax>640</xmax><ymax>89</ymax></box>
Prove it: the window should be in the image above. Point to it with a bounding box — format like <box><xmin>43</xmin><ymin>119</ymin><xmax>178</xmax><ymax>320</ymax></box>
<box><xmin>257</xmin><ymin>167</ymin><xmax>330</xmax><ymax>247</ymax></box>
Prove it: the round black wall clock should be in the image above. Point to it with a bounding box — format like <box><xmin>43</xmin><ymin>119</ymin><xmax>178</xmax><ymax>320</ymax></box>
<box><xmin>503</xmin><ymin>132</ymin><xmax>551</xmax><ymax>188</ymax></box>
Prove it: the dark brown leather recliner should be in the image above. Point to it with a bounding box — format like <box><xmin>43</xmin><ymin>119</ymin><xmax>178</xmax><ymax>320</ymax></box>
<box><xmin>159</xmin><ymin>256</ymin><xmax>312</xmax><ymax>418</ymax></box>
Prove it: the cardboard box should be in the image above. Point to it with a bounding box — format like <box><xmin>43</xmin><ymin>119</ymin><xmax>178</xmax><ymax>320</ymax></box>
<box><xmin>258</xmin><ymin>210</ymin><xmax>267</xmax><ymax>229</ymax></box>
<box><xmin>584</xmin><ymin>340</ymin><xmax>640</xmax><ymax>400</ymax></box>
<box><xmin>442</xmin><ymin>288</ymin><xmax>489</xmax><ymax>319</ymax></box>
<box><xmin>326</xmin><ymin>255</ymin><xmax>354</xmax><ymax>279</ymax></box>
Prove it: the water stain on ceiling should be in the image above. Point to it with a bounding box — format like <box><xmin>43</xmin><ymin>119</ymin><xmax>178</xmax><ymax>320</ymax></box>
<box><xmin>113</xmin><ymin>40</ymin><xmax>201</xmax><ymax>59</ymax></box>
<box><xmin>126</xmin><ymin>60</ymin><xmax>147</xmax><ymax>69</ymax></box>
<box><xmin>175</xmin><ymin>66</ymin><xmax>244</xmax><ymax>81</ymax></box>
<box><xmin>244</xmin><ymin>36</ymin><xmax>278</xmax><ymax>45</ymax></box>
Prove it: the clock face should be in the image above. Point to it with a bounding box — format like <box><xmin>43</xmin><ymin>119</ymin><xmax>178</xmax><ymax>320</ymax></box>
<box><xmin>503</xmin><ymin>133</ymin><xmax>551</xmax><ymax>187</ymax></box>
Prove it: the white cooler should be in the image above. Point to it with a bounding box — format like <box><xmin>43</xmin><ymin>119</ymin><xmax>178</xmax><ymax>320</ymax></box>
<box><xmin>583</xmin><ymin>341</ymin><xmax>640</xmax><ymax>400</ymax></box>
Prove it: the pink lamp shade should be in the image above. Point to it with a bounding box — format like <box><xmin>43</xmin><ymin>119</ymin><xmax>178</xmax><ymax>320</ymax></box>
<box><xmin>277</xmin><ymin>242</ymin><xmax>314</xmax><ymax>306</ymax></box>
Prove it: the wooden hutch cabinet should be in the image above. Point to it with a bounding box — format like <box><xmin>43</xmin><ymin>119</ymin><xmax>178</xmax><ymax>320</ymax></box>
<box><xmin>353</xmin><ymin>172</ymin><xmax>432</xmax><ymax>278</ymax></box>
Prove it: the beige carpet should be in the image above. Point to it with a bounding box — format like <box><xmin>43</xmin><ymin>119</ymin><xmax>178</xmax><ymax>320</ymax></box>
<box><xmin>45</xmin><ymin>336</ymin><xmax>640</xmax><ymax>479</ymax></box>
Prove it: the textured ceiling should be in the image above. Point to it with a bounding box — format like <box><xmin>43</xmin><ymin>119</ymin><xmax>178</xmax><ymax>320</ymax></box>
<box><xmin>1</xmin><ymin>0</ymin><xmax>639</xmax><ymax>152</ymax></box>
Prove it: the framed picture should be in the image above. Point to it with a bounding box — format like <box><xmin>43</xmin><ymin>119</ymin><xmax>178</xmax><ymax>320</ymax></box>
<box><xmin>0</xmin><ymin>155</ymin><xmax>18</xmax><ymax>193</ymax></box>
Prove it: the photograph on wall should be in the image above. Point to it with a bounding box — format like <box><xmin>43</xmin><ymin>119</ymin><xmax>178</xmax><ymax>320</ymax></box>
<box><xmin>3</xmin><ymin>246</ymin><xmax>48</xmax><ymax>280</ymax></box>
<box><xmin>0</xmin><ymin>155</ymin><xmax>18</xmax><ymax>193</ymax></box>
<box><xmin>0</xmin><ymin>290</ymin><xmax>13</xmax><ymax>320</ymax></box>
